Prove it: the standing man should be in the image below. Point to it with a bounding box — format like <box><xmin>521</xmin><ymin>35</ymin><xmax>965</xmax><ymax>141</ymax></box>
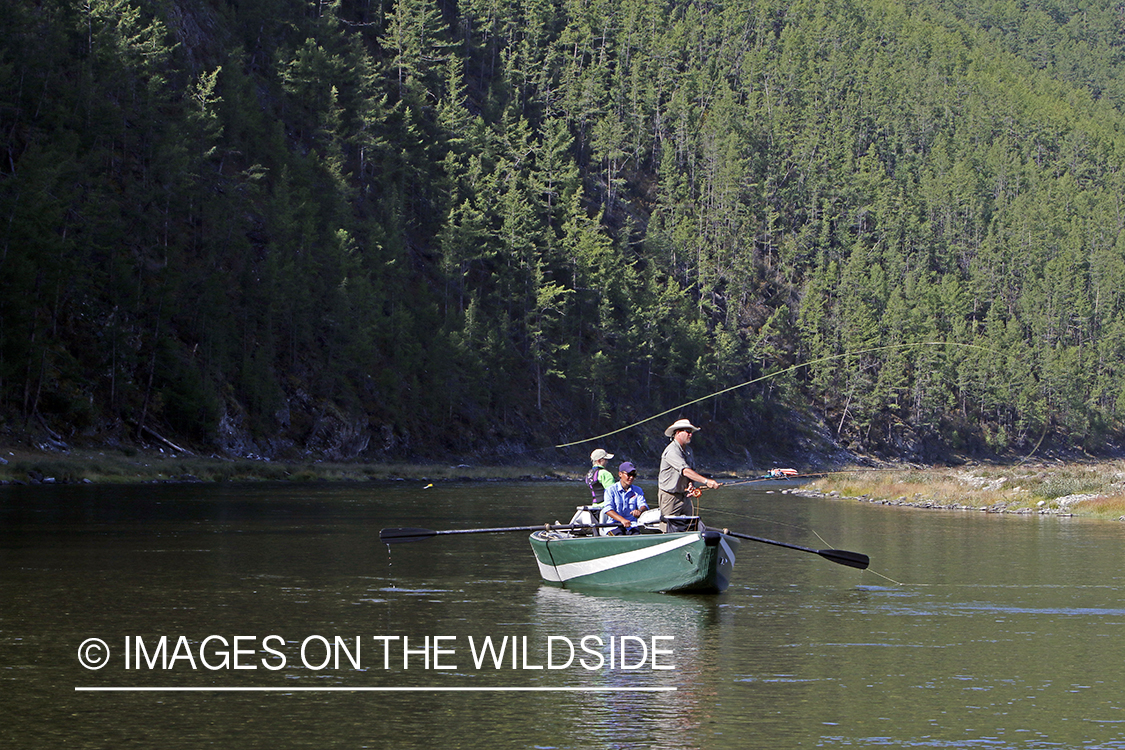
<box><xmin>658</xmin><ymin>419</ymin><xmax>720</xmax><ymax>531</ymax></box>
<box><xmin>585</xmin><ymin>448</ymin><xmax>615</xmax><ymax>506</ymax></box>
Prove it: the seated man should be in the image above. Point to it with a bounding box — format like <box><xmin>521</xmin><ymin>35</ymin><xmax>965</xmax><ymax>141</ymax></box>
<box><xmin>603</xmin><ymin>461</ymin><xmax>649</xmax><ymax>535</ymax></box>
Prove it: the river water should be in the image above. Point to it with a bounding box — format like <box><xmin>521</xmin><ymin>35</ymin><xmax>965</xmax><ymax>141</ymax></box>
<box><xmin>2</xmin><ymin>479</ymin><xmax>1124</xmax><ymax>748</ymax></box>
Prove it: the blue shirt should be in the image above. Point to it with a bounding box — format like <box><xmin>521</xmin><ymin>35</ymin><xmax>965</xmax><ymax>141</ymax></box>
<box><xmin>604</xmin><ymin>482</ymin><xmax>648</xmax><ymax>519</ymax></box>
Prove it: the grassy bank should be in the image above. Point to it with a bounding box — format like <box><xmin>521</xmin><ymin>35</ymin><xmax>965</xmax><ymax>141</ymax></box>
<box><xmin>7</xmin><ymin>445</ymin><xmax>1125</xmax><ymax>522</ymax></box>
<box><xmin>804</xmin><ymin>462</ymin><xmax>1125</xmax><ymax>521</ymax></box>
<box><xmin>0</xmin><ymin>446</ymin><xmax>571</xmax><ymax>485</ymax></box>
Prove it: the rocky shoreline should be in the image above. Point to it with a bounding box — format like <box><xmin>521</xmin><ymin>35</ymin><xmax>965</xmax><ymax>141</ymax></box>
<box><xmin>0</xmin><ymin>443</ymin><xmax>574</xmax><ymax>486</ymax></box>
<box><xmin>783</xmin><ymin>487</ymin><xmax>1078</xmax><ymax>517</ymax></box>
<box><xmin>5</xmin><ymin>441</ymin><xmax>1125</xmax><ymax>523</ymax></box>
<box><xmin>789</xmin><ymin>463</ymin><xmax>1125</xmax><ymax>522</ymax></box>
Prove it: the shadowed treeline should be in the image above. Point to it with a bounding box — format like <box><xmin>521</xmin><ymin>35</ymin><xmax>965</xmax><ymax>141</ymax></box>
<box><xmin>3</xmin><ymin>0</ymin><xmax>1125</xmax><ymax>462</ymax></box>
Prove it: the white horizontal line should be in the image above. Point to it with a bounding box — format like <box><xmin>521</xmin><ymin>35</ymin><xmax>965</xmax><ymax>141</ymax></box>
<box><xmin>76</xmin><ymin>686</ymin><xmax>676</xmax><ymax>693</ymax></box>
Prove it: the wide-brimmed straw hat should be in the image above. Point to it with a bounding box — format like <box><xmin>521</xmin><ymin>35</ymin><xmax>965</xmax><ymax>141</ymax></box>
<box><xmin>664</xmin><ymin>418</ymin><xmax>701</xmax><ymax>437</ymax></box>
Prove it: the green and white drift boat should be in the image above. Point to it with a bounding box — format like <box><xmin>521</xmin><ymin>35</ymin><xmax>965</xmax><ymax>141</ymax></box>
<box><xmin>528</xmin><ymin>506</ymin><xmax>739</xmax><ymax>593</ymax></box>
<box><xmin>380</xmin><ymin>503</ymin><xmax>867</xmax><ymax>592</ymax></box>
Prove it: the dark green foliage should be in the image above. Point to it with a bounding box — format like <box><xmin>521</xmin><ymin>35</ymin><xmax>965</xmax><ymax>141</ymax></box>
<box><xmin>3</xmin><ymin>0</ymin><xmax>1125</xmax><ymax>459</ymax></box>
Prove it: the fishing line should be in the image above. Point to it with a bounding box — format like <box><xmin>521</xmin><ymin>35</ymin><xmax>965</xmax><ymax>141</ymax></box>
<box><xmin>543</xmin><ymin>340</ymin><xmax>1030</xmax><ymax>585</ymax></box>
<box><xmin>554</xmin><ymin>341</ymin><xmax>994</xmax><ymax>449</ymax></box>
<box><xmin>704</xmin><ymin>484</ymin><xmax>911</xmax><ymax>582</ymax></box>
<box><xmin>703</xmin><ymin>489</ymin><xmax>863</xmax><ymax>551</ymax></box>
<box><xmin>708</xmin><ymin>505</ymin><xmax>854</xmax><ymax>555</ymax></box>
<box><xmin>705</xmin><ymin>504</ymin><xmax>812</xmax><ymax>533</ymax></box>
<box><xmin>750</xmin><ymin>512</ymin><xmax>908</xmax><ymax>586</ymax></box>
<box><xmin>697</xmin><ymin>470</ymin><xmax>898</xmax><ymax>528</ymax></box>
<box><xmin>864</xmin><ymin>568</ymin><xmax>908</xmax><ymax>586</ymax></box>
<box><xmin>1015</xmin><ymin>424</ymin><xmax>1050</xmax><ymax>466</ymax></box>
<box><xmin>710</xmin><ymin>505</ymin><xmax>908</xmax><ymax>585</ymax></box>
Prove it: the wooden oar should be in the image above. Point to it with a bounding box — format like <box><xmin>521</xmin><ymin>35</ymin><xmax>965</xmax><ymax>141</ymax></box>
<box><xmin>380</xmin><ymin>522</ymin><xmax>621</xmax><ymax>544</ymax></box>
<box><xmin>722</xmin><ymin>530</ymin><xmax>870</xmax><ymax>570</ymax></box>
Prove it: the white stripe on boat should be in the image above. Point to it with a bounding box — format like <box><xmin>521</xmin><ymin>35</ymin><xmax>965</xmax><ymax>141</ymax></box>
<box><xmin>538</xmin><ymin>534</ymin><xmax>702</xmax><ymax>582</ymax></box>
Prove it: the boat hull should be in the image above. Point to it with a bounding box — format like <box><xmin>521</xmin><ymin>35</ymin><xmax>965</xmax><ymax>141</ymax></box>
<box><xmin>528</xmin><ymin>529</ymin><xmax>739</xmax><ymax>593</ymax></box>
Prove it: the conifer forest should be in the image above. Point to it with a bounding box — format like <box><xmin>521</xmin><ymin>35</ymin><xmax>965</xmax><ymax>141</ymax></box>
<box><xmin>4</xmin><ymin>0</ymin><xmax>1125</xmax><ymax>462</ymax></box>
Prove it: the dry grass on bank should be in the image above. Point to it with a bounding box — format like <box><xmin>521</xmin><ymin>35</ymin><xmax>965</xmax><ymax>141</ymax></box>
<box><xmin>0</xmin><ymin>446</ymin><xmax>570</xmax><ymax>486</ymax></box>
<box><xmin>7</xmin><ymin>445</ymin><xmax>1125</xmax><ymax>521</ymax></box>
<box><xmin>808</xmin><ymin>462</ymin><xmax>1125</xmax><ymax>520</ymax></box>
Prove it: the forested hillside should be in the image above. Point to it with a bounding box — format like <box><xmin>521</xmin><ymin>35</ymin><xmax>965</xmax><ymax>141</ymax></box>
<box><xmin>3</xmin><ymin>0</ymin><xmax>1125</xmax><ymax>463</ymax></box>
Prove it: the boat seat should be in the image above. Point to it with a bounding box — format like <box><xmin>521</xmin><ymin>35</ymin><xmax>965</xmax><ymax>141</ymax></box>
<box><xmin>597</xmin><ymin>507</ymin><xmax>615</xmax><ymax>535</ymax></box>
<box><xmin>635</xmin><ymin>507</ymin><xmax>662</xmax><ymax>532</ymax></box>
<box><xmin>664</xmin><ymin>514</ymin><xmax>701</xmax><ymax>532</ymax></box>
<box><xmin>567</xmin><ymin>506</ymin><xmax>601</xmax><ymax>536</ymax></box>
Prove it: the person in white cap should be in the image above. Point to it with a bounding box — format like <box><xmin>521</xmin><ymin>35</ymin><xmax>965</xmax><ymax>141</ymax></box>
<box><xmin>658</xmin><ymin>419</ymin><xmax>719</xmax><ymax>531</ymax></box>
<box><xmin>585</xmin><ymin>448</ymin><xmax>615</xmax><ymax>505</ymax></box>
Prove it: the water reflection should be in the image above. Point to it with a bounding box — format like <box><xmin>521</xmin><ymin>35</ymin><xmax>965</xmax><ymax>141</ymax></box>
<box><xmin>5</xmin><ymin>481</ymin><xmax>1125</xmax><ymax>749</ymax></box>
<box><xmin>530</xmin><ymin>587</ymin><xmax>724</xmax><ymax>750</ymax></box>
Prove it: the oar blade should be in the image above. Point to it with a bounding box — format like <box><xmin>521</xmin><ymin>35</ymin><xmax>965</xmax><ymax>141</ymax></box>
<box><xmin>818</xmin><ymin>548</ymin><xmax>870</xmax><ymax>570</ymax></box>
<box><xmin>725</xmin><ymin>530</ymin><xmax>870</xmax><ymax>570</ymax></box>
<box><xmin>379</xmin><ymin>527</ymin><xmax>438</xmax><ymax>544</ymax></box>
